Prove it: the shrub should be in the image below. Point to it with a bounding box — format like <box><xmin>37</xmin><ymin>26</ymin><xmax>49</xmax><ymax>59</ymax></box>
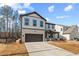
<box><xmin>59</xmin><ymin>38</ymin><xmax>66</xmax><ymax>41</ymax></box>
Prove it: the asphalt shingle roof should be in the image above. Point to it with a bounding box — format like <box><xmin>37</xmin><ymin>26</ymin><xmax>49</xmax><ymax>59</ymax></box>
<box><xmin>63</xmin><ymin>25</ymin><xmax>77</xmax><ymax>34</ymax></box>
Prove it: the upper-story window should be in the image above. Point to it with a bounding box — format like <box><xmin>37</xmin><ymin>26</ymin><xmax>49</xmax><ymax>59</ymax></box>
<box><xmin>48</xmin><ymin>24</ymin><xmax>50</xmax><ymax>28</ymax></box>
<box><xmin>52</xmin><ymin>25</ymin><xmax>54</xmax><ymax>29</ymax></box>
<box><xmin>40</xmin><ymin>21</ymin><xmax>43</xmax><ymax>27</ymax></box>
<box><xmin>33</xmin><ymin>19</ymin><xmax>37</xmax><ymax>26</ymax></box>
<box><xmin>61</xmin><ymin>28</ymin><xmax>62</xmax><ymax>31</ymax></box>
<box><xmin>24</xmin><ymin>18</ymin><xmax>29</xmax><ymax>25</ymax></box>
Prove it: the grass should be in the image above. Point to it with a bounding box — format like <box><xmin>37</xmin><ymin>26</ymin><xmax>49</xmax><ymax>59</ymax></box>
<box><xmin>49</xmin><ymin>41</ymin><xmax>79</xmax><ymax>54</ymax></box>
<box><xmin>0</xmin><ymin>42</ymin><xmax>29</xmax><ymax>56</ymax></box>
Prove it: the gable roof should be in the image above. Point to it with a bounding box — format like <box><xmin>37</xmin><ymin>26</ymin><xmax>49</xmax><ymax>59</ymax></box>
<box><xmin>20</xmin><ymin>11</ymin><xmax>47</xmax><ymax>21</ymax></box>
<box><xmin>63</xmin><ymin>25</ymin><xmax>77</xmax><ymax>34</ymax></box>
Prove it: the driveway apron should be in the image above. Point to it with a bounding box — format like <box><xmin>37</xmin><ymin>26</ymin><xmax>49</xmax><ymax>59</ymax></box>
<box><xmin>25</xmin><ymin>42</ymin><xmax>75</xmax><ymax>56</ymax></box>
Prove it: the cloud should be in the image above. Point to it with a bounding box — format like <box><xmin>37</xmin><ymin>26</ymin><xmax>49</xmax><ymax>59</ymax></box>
<box><xmin>18</xmin><ymin>10</ymin><xmax>26</xmax><ymax>14</ymax></box>
<box><xmin>45</xmin><ymin>18</ymin><xmax>55</xmax><ymax>23</ymax></box>
<box><xmin>48</xmin><ymin>5</ymin><xmax>54</xmax><ymax>12</ymax></box>
<box><xmin>23</xmin><ymin>3</ymin><xmax>34</xmax><ymax>11</ymax></box>
<box><xmin>56</xmin><ymin>15</ymin><xmax>69</xmax><ymax>19</ymax></box>
<box><xmin>0</xmin><ymin>3</ymin><xmax>34</xmax><ymax>14</ymax></box>
<box><xmin>64</xmin><ymin>5</ymin><xmax>73</xmax><ymax>11</ymax></box>
<box><xmin>45</xmin><ymin>18</ymin><xmax>51</xmax><ymax>21</ymax></box>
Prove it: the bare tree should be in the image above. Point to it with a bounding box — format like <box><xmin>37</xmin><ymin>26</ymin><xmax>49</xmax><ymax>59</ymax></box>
<box><xmin>0</xmin><ymin>5</ymin><xmax>21</xmax><ymax>43</ymax></box>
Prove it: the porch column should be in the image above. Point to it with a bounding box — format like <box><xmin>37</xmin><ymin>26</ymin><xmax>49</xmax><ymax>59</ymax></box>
<box><xmin>58</xmin><ymin>33</ymin><xmax>59</xmax><ymax>38</ymax></box>
<box><xmin>50</xmin><ymin>33</ymin><xmax>52</xmax><ymax>41</ymax></box>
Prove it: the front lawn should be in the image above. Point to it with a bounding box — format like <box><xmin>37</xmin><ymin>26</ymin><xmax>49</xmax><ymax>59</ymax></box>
<box><xmin>0</xmin><ymin>42</ymin><xmax>29</xmax><ymax>56</ymax></box>
<box><xmin>49</xmin><ymin>41</ymin><xmax>79</xmax><ymax>54</ymax></box>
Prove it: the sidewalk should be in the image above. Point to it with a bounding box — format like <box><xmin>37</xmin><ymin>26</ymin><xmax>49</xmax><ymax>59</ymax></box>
<box><xmin>25</xmin><ymin>42</ymin><xmax>74</xmax><ymax>56</ymax></box>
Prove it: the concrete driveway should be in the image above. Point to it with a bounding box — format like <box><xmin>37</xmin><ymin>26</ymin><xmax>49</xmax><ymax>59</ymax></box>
<box><xmin>25</xmin><ymin>42</ymin><xmax>75</xmax><ymax>56</ymax></box>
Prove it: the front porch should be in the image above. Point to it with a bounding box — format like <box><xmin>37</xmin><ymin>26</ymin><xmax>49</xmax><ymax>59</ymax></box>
<box><xmin>45</xmin><ymin>30</ymin><xmax>59</xmax><ymax>41</ymax></box>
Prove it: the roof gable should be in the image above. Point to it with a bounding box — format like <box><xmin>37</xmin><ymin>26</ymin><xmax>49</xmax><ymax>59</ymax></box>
<box><xmin>63</xmin><ymin>25</ymin><xmax>77</xmax><ymax>34</ymax></box>
<box><xmin>20</xmin><ymin>11</ymin><xmax>46</xmax><ymax>21</ymax></box>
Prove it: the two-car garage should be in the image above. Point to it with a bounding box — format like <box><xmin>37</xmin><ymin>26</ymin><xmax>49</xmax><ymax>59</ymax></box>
<box><xmin>25</xmin><ymin>34</ymin><xmax>43</xmax><ymax>42</ymax></box>
<box><xmin>22</xmin><ymin>28</ymin><xmax>45</xmax><ymax>42</ymax></box>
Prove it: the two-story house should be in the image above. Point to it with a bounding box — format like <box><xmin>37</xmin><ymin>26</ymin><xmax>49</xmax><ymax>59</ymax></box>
<box><xmin>55</xmin><ymin>24</ymin><xmax>68</xmax><ymax>38</ymax></box>
<box><xmin>20</xmin><ymin>12</ymin><xmax>46</xmax><ymax>42</ymax></box>
<box><xmin>45</xmin><ymin>23</ymin><xmax>79</xmax><ymax>41</ymax></box>
<box><xmin>45</xmin><ymin>22</ymin><xmax>59</xmax><ymax>41</ymax></box>
<box><xmin>63</xmin><ymin>25</ymin><xmax>79</xmax><ymax>40</ymax></box>
<box><xmin>55</xmin><ymin>24</ymin><xmax>79</xmax><ymax>40</ymax></box>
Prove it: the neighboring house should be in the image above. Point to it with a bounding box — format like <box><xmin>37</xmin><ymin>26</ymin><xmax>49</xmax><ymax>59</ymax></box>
<box><xmin>55</xmin><ymin>24</ymin><xmax>79</xmax><ymax>40</ymax></box>
<box><xmin>45</xmin><ymin>22</ymin><xmax>59</xmax><ymax>41</ymax></box>
<box><xmin>63</xmin><ymin>25</ymin><xmax>79</xmax><ymax>40</ymax></box>
<box><xmin>55</xmin><ymin>24</ymin><xmax>69</xmax><ymax>38</ymax></box>
<box><xmin>20</xmin><ymin>12</ymin><xmax>46</xmax><ymax>42</ymax></box>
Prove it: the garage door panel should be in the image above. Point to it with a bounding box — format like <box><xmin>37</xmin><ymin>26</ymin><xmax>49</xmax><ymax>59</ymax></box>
<box><xmin>25</xmin><ymin>34</ymin><xmax>43</xmax><ymax>42</ymax></box>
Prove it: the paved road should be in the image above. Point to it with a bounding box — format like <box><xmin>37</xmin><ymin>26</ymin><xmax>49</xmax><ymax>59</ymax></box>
<box><xmin>25</xmin><ymin>42</ymin><xmax>75</xmax><ymax>56</ymax></box>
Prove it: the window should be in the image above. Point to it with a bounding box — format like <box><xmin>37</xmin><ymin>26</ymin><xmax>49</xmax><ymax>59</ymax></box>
<box><xmin>61</xmin><ymin>28</ymin><xmax>62</xmax><ymax>31</ymax></box>
<box><xmin>40</xmin><ymin>21</ymin><xmax>43</xmax><ymax>27</ymax></box>
<box><xmin>0</xmin><ymin>28</ymin><xmax>1</xmax><ymax>32</ymax></box>
<box><xmin>48</xmin><ymin>24</ymin><xmax>50</xmax><ymax>28</ymax></box>
<box><xmin>25</xmin><ymin>18</ymin><xmax>29</xmax><ymax>25</ymax></box>
<box><xmin>33</xmin><ymin>19</ymin><xmax>37</xmax><ymax>26</ymax></box>
<box><xmin>49</xmin><ymin>36</ymin><xmax>51</xmax><ymax>38</ymax></box>
<box><xmin>52</xmin><ymin>25</ymin><xmax>54</xmax><ymax>29</ymax></box>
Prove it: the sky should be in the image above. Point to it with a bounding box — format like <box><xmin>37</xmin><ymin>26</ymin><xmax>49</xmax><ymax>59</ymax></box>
<box><xmin>0</xmin><ymin>3</ymin><xmax>79</xmax><ymax>26</ymax></box>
